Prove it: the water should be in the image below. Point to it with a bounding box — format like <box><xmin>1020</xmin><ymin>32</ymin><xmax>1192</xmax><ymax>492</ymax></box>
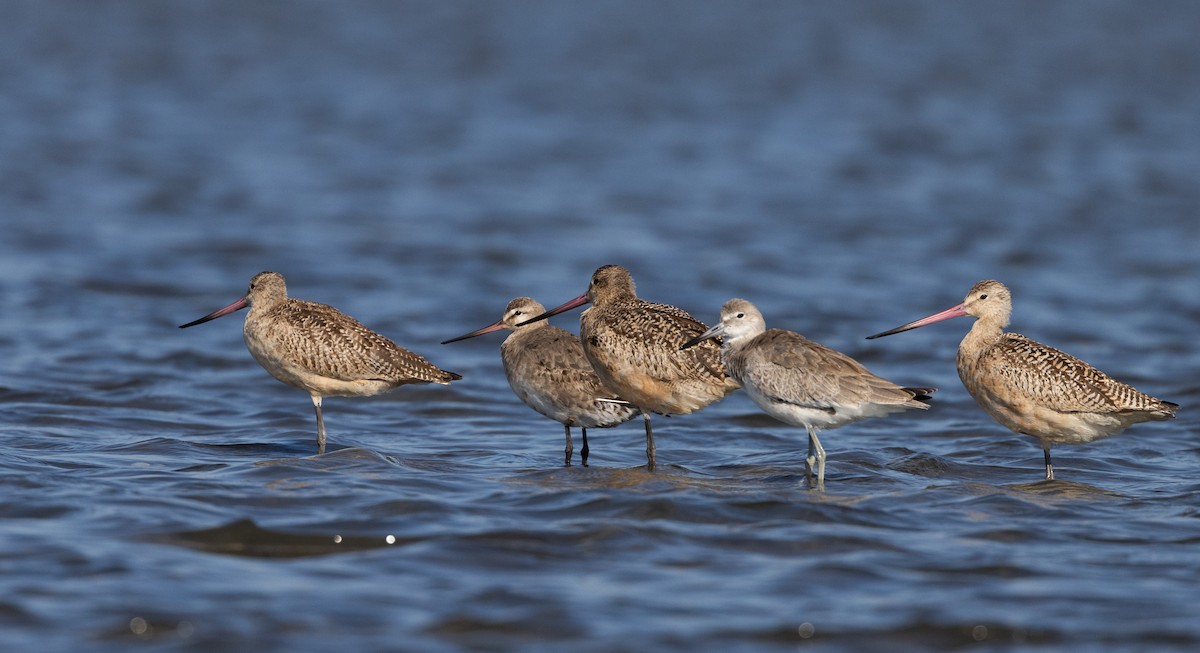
<box><xmin>2</xmin><ymin>1</ymin><xmax>1198</xmax><ymax>650</ymax></box>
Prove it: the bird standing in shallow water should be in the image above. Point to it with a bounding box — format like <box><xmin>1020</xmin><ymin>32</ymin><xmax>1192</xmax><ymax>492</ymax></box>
<box><xmin>517</xmin><ymin>265</ymin><xmax>739</xmax><ymax>471</ymax></box>
<box><xmin>682</xmin><ymin>298</ymin><xmax>934</xmax><ymax>487</ymax></box>
<box><xmin>441</xmin><ymin>297</ymin><xmax>639</xmax><ymax>466</ymax></box>
<box><xmin>867</xmin><ymin>280</ymin><xmax>1178</xmax><ymax>480</ymax></box>
<box><xmin>180</xmin><ymin>271</ymin><xmax>461</xmax><ymax>454</ymax></box>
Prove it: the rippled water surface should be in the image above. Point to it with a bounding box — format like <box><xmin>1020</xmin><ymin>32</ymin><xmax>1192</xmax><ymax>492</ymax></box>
<box><xmin>2</xmin><ymin>2</ymin><xmax>1199</xmax><ymax>651</ymax></box>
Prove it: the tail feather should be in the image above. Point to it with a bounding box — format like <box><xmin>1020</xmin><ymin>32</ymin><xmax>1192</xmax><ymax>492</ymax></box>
<box><xmin>904</xmin><ymin>386</ymin><xmax>937</xmax><ymax>403</ymax></box>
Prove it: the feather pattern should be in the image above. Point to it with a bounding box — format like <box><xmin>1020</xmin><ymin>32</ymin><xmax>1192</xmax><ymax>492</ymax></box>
<box><xmin>180</xmin><ymin>270</ymin><xmax>460</xmax><ymax>454</ymax></box>
<box><xmin>961</xmin><ymin>332</ymin><xmax>1176</xmax><ymax>416</ymax></box>
<box><xmin>515</xmin><ymin>265</ymin><xmax>738</xmax><ymax>470</ymax></box>
<box><xmin>869</xmin><ymin>279</ymin><xmax>1177</xmax><ymax>479</ymax></box>
<box><xmin>494</xmin><ymin>298</ymin><xmax>639</xmax><ymax>428</ymax></box>
<box><xmin>730</xmin><ymin>329</ymin><xmax>930</xmax><ymax>415</ymax></box>
<box><xmin>248</xmin><ymin>297</ymin><xmax>460</xmax><ymax>387</ymax></box>
<box><xmin>685</xmin><ymin>298</ymin><xmax>933</xmax><ymax>485</ymax></box>
<box><xmin>577</xmin><ymin>266</ymin><xmax>737</xmax><ymax>415</ymax></box>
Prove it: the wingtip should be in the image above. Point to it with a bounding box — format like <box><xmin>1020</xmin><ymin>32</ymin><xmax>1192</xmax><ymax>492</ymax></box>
<box><xmin>905</xmin><ymin>387</ymin><xmax>937</xmax><ymax>402</ymax></box>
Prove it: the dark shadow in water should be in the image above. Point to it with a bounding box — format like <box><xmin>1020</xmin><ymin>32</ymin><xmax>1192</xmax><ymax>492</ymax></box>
<box><xmin>502</xmin><ymin>463</ymin><xmax>801</xmax><ymax>493</ymax></box>
<box><xmin>147</xmin><ymin>518</ymin><xmax>418</xmax><ymax>558</ymax></box>
<box><xmin>253</xmin><ymin>445</ymin><xmax>402</xmax><ymax>468</ymax></box>
<box><xmin>500</xmin><ymin>463</ymin><xmax>880</xmax><ymax>510</ymax></box>
<box><xmin>1004</xmin><ymin>478</ymin><xmax>1127</xmax><ymax>501</ymax></box>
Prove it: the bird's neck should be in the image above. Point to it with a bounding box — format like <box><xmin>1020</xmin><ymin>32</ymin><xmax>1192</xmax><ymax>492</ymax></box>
<box><xmin>959</xmin><ymin>317</ymin><xmax>1004</xmax><ymax>363</ymax></box>
<box><xmin>721</xmin><ymin>328</ymin><xmax>761</xmax><ymax>356</ymax></box>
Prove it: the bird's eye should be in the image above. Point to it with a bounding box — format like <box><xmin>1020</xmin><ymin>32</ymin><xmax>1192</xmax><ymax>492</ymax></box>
<box><xmin>735</xmin><ymin>313</ymin><xmax>745</xmax><ymax>319</ymax></box>
<box><xmin>979</xmin><ymin>293</ymin><xmax>988</xmax><ymax>300</ymax></box>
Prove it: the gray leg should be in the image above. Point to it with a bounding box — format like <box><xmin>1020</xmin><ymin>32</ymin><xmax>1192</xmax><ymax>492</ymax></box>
<box><xmin>1043</xmin><ymin>446</ymin><xmax>1054</xmax><ymax>481</ymax></box>
<box><xmin>564</xmin><ymin>424</ymin><xmax>573</xmax><ymax>466</ymax></box>
<box><xmin>312</xmin><ymin>395</ymin><xmax>326</xmax><ymax>455</ymax></box>
<box><xmin>806</xmin><ymin>425</ymin><xmax>826</xmax><ymax>488</ymax></box>
<box><xmin>643</xmin><ymin>412</ymin><xmax>656</xmax><ymax>472</ymax></box>
<box><xmin>581</xmin><ymin>427</ymin><xmax>590</xmax><ymax>467</ymax></box>
<box><xmin>806</xmin><ymin>430</ymin><xmax>816</xmax><ymax>480</ymax></box>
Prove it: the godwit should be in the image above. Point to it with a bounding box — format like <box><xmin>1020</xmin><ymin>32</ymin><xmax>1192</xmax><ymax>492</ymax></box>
<box><xmin>867</xmin><ymin>280</ymin><xmax>1178</xmax><ymax>480</ymax></box>
<box><xmin>681</xmin><ymin>298</ymin><xmax>934</xmax><ymax>486</ymax></box>
<box><xmin>179</xmin><ymin>271</ymin><xmax>461</xmax><ymax>454</ymax></box>
<box><xmin>517</xmin><ymin>265</ymin><xmax>739</xmax><ymax>470</ymax></box>
<box><xmin>441</xmin><ymin>297</ymin><xmax>640</xmax><ymax>466</ymax></box>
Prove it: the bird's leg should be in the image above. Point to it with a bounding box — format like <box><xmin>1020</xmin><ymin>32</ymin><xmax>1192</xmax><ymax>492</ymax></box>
<box><xmin>564</xmin><ymin>424</ymin><xmax>573</xmax><ymax>466</ymax></box>
<box><xmin>806</xmin><ymin>425</ymin><xmax>826</xmax><ymax>489</ymax></box>
<box><xmin>1043</xmin><ymin>446</ymin><xmax>1054</xmax><ymax>481</ymax></box>
<box><xmin>311</xmin><ymin>395</ymin><xmax>326</xmax><ymax>455</ymax></box>
<box><xmin>581</xmin><ymin>427</ymin><xmax>590</xmax><ymax>467</ymax></box>
<box><xmin>643</xmin><ymin>412</ymin><xmax>656</xmax><ymax>472</ymax></box>
<box><xmin>806</xmin><ymin>431</ymin><xmax>817</xmax><ymax>479</ymax></box>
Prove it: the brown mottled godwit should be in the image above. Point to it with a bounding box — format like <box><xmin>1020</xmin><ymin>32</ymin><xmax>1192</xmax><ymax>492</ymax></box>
<box><xmin>517</xmin><ymin>265</ymin><xmax>739</xmax><ymax>471</ymax></box>
<box><xmin>441</xmin><ymin>297</ymin><xmax>640</xmax><ymax>466</ymax></box>
<box><xmin>179</xmin><ymin>271</ymin><xmax>461</xmax><ymax>454</ymax></box>
<box><xmin>681</xmin><ymin>298</ymin><xmax>934</xmax><ymax>486</ymax></box>
<box><xmin>867</xmin><ymin>280</ymin><xmax>1178</xmax><ymax>480</ymax></box>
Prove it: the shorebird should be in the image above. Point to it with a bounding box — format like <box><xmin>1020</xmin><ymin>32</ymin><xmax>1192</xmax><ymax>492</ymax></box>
<box><xmin>517</xmin><ymin>265</ymin><xmax>739</xmax><ymax>470</ymax></box>
<box><xmin>867</xmin><ymin>280</ymin><xmax>1178</xmax><ymax>480</ymax></box>
<box><xmin>179</xmin><ymin>271</ymin><xmax>461</xmax><ymax>454</ymax></box>
<box><xmin>681</xmin><ymin>298</ymin><xmax>934</xmax><ymax>486</ymax></box>
<box><xmin>441</xmin><ymin>297</ymin><xmax>639</xmax><ymax>466</ymax></box>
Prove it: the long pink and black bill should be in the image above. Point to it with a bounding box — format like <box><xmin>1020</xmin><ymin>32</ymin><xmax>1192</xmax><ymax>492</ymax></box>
<box><xmin>514</xmin><ymin>293</ymin><xmax>589</xmax><ymax>326</ymax></box>
<box><xmin>866</xmin><ymin>303</ymin><xmax>968</xmax><ymax>339</ymax></box>
<box><xmin>178</xmin><ymin>296</ymin><xmax>250</xmax><ymax>329</ymax></box>
<box><xmin>441</xmin><ymin>320</ymin><xmax>507</xmax><ymax>344</ymax></box>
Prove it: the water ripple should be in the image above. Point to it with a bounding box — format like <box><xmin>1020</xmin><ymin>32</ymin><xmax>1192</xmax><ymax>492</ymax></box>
<box><xmin>0</xmin><ymin>1</ymin><xmax>1198</xmax><ymax>651</ymax></box>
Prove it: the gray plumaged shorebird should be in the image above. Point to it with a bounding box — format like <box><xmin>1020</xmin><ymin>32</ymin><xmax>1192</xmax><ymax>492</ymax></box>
<box><xmin>517</xmin><ymin>265</ymin><xmax>739</xmax><ymax>471</ymax></box>
<box><xmin>682</xmin><ymin>298</ymin><xmax>934</xmax><ymax>487</ymax></box>
<box><xmin>441</xmin><ymin>297</ymin><xmax>639</xmax><ymax>466</ymax></box>
<box><xmin>867</xmin><ymin>279</ymin><xmax>1178</xmax><ymax>480</ymax></box>
<box><xmin>179</xmin><ymin>271</ymin><xmax>461</xmax><ymax>454</ymax></box>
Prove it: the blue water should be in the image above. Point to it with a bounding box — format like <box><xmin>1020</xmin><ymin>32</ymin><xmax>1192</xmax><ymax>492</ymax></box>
<box><xmin>1</xmin><ymin>1</ymin><xmax>1198</xmax><ymax>650</ymax></box>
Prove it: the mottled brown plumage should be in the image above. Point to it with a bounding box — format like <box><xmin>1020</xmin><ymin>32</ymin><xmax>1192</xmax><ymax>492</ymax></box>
<box><xmin>682</xmin><ymin>298</ymin><xmax>933</xmax><ymax>486</ymax></box>
<box><xmin>441</xmin><ymin>297</ymin><xmax>639</xmax><ymax>465</ymax></box>
<box><xmin>868</xmin><ymin>279</ymin><xmax>1177</xmax><ymax>480</ymax></box>
<box><xmin>180</xmin><ymin>271</ymin><xmax>460</xmax><ymax>453</ymax></box>
<box><xmin>518</xmin><ymin>265</ymin><xmax>739</xmax><ymax>470</ymax></box>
